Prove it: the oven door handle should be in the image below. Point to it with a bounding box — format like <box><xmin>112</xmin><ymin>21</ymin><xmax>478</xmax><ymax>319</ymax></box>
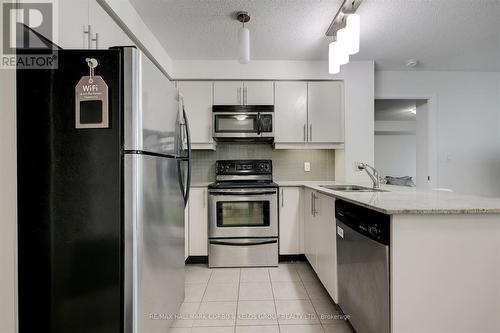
<box><xmin>209</xmin><ymin>190</ymin><xmax>277</xmax><ymax>196</ymax></box>
<box><xmin>209</xmin><ymin>239</ymin><xmax>278</xmax><ymax>246</ymax></box>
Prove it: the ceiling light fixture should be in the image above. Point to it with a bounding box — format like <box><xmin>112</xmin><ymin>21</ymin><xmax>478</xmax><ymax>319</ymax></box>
<box><xmin>326</xmin><ymin>0</ymin><xmax>363</xmax><ymax>74</ymax></box>
<box><xmin>236</xmin><ymin>11</ymin><xmax>250</xmax><ymax>64</ymax></box>
<box><xmin>406</xmin><ymin>59</ymin><xmax>419</xmax><ymax>68</ymax></box>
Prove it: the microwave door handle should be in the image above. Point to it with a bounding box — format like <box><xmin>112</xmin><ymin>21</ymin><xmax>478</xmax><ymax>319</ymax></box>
<box><xmin>257</xmin><ymin>114</ymin><xmax>261</xmax><ymax>135</ymax></box>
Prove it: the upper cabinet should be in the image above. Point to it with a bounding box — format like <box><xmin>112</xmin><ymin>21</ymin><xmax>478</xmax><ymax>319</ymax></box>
<box><xmin>275</xmin><ymin>81</ymin><xmax>308</xmax><ymax>143</ymax></box>
<box><xmin>213</xmin><ymin>81</ymin><xmax>274</xmax><ymax>105</ymax></box>
<box><xmin>275</xmin><ymin>81</ymin><xmax>344</xmax><ymax>149</ymax></box>
<box><xmin>88</xmin><ymin>0</ymin><xmax>133</xmax><ymax>49</ymax></box>
<box><xmin>213</xmin><ymin>81</ymin><xmax>243</xmax><ymax>105</ymax></box>
<box><xmin>58</xmin><ymin>0</ymin><xmax>132</xmax><ymax>49</ymax></box>
<box><xmin>307</xmin><ymin>81</ymin><xmax>344</xmax><ymax>144</ymax></box>
<box><xmin>58</xmin><ymin>0</ymin><xmax>89</xmax><ymax>48</ymax></box>
<box><xmin>177</xmin><ymin>81</ymin><xmax>215</xmax><ymax>150</ymax></box>
<box><xmin>244</xmin><ymin>81</ymin><xmax>274</xmax><ymax>105</ymax></box>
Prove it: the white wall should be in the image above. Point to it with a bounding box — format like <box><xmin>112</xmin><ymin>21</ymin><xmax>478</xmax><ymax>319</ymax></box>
<box><xmin>375</xmin><ymin>134</ymin><xmax>416</xmax><ymax>180</ymax></box>
<box><xmin>172</xmin><ymin>60</ymin><xmax>375</xmax><ymax>183</ymax></box>
<box><xmin>0</xmin><ymin>69</ymin><xmax>17</xmax><ymax>333</ymax></box>
<box><xmin>376</xmin><ymin>71</ymin><xmax>500</xmax><ymax>197</ymax></box>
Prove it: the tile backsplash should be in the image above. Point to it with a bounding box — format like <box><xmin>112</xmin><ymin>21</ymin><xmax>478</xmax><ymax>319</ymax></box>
<box><xmin>191</xmin><ymin>143</ymin><xmax>335</xmax><ymax>182</ymax></box>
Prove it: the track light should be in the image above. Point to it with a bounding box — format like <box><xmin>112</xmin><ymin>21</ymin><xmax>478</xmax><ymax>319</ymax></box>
<box><xmin>325</xmin><ymin>0</ymin><xmax>363</xmax><ymax>74</ymax></box>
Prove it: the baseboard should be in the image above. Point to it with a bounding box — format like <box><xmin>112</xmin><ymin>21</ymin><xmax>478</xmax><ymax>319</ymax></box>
<box><xmin>185</xmin><ymin>256</ymin><xmax>208</xmax><ymax>264</ymax></box>
<box><xmin>279</xmin><ymin>254</ymin><xmax>307</xmax><ymax>262</ymax></box>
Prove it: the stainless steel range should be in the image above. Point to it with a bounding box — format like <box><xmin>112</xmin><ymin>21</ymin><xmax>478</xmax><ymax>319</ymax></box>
<box><xmin>208</xmin><ymin>160</ymin><xmax>279</xmax><ymax>268</ymax></box>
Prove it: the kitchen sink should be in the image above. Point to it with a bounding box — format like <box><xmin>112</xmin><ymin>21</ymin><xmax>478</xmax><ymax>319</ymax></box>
<box><xmin>320</xmin><ymin>185</ymin><xmax>388</xmax><ymax>192</ymax></box>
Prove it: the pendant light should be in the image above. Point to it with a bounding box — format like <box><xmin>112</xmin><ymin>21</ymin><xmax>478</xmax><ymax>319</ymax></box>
<box><xmin>335</xmin><ymin>29</ymin><xmax>350</xmax><ymax>65</ymax></box>
<box><xmin>328</xmin><ymin>41</ymin><xmax>340</xmax><ymax>74</ymax></box>
<box><xmin>236</xmin><ymin>11</ymin><xmax>250</xmax><ymax>64</ymax></box>
<box><xmin>325</xmin><ymin>0</ymin><xmax>363</xmax><ymax>74</ymax></box>
<box><xmin>345</xmin><ymin>13</ymin><xmax>360</xmax><ymax>55</ymax></box>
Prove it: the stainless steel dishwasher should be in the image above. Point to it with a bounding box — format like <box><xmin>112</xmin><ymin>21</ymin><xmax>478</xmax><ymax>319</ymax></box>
<box><xmin>335</xmin><ymin>199</ymin><xmax>391</xmax><ymax>333</ymax></box>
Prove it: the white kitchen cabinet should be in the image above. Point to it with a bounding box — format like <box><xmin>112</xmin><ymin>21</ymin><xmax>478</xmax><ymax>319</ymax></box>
<box><xmin>89</xmin><ymin>0</ymin><xmax>133</xmax><ymax>49</ymax></box>
<box><xmin>244</xmin><ymin>81</ymin><xmax>274</xmax><ymax>105</ymax></box>
<box><xmin>188</xmin><ymin>187</ymin><xmax>208</xmax><ymax>256</ymax></box>
<box><xmin>275</xmin><ymin>81</ymin><xmax>308</xmax><ymax>143</ymax></box>
<box><xmin>213</xmin><ymin>81</ymin><xmax>274</xmax><ymax>105</ymax></box>
<box><xmin>58</xmin><ymin>0</ymin><xmax>132</xmax><ymax>49</ymax></box>
<box><xmin>279</xmin><ymin>187</ymin><xmax>303</xmax><ymax>255</ymax></box>
<box><xmin>213</xmin><ymin>81</ymin><xmax>243</xmax><ymax>105</ymax></box>
<box><xmin>58</xmin><ymin>0</ymin><xmax>89</xmax><ymax>48</ymax></box>
<box><xmin>177</xmin><ymin>81</ymin><xmax>215</xmax><ymax>149</ymax></box>
<box><xmin>304</xmin><ymin>188</ymin><xmax>319</xmax><ymax>271</ymax></box>
<box><xmin>315</xmin><ymin>193</ymin><xmax>338</xmax><ymax>302</ymax></box>
<box><xmin>307</xmin><ymin>81</ymin><xmax>344</xmax><ymax>143</ymax></box>
<box><xmin>302</xmin><ymin>190</ymin><xmax>338</xmax><ymax>302</ymax></box>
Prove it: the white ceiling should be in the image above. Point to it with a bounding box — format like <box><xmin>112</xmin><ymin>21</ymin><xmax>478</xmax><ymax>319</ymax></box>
<box><xmin>130</xmin><ymin>0</ymin><xmax>500</xmax><ymax>71</ymax></box>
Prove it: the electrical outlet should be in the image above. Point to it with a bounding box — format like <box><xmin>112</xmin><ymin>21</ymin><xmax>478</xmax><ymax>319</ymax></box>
<box><xmin>304</xmin><ymin>162</ymin><xmax>311</xmax><ymax>172</ymax></box>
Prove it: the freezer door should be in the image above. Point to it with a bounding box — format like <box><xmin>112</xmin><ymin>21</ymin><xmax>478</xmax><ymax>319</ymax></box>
<box><xmin>124</xmin><ymin>154</ymin><xmax>185</xmax><ymax>333</ymax></box>
<box><xmin>123</xmin><ymin>47</ymin><xmax>182</xmax><ymax>157</ymax></box>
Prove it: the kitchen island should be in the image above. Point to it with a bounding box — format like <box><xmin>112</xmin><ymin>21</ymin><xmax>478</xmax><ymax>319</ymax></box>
<box><xmin>278</xmin><ymin>181</ymin><xmax>500</xmax><ymax>333</ymax></box>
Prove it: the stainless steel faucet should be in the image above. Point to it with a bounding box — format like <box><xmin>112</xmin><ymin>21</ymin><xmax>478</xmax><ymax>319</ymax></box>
<box><xmin>357</xmin><ymin>163</ymin><xmax>381</xmax><ymax>189</ymax></box>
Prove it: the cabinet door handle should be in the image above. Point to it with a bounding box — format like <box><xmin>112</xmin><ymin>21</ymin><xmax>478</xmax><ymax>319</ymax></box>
<box><xmin>243</xmin><ymin>86</ymin><xmax>247</xmax><ymax>105</ymax></box>
<box><xmin>303</xmin><ymin>125</ymin><xmax>306</xmax><ymax>142</ymax></box>
<box><xmin>313</xmin><ymin>193</ymin><xmax>316</xmax><ymax>217</ymax></box>
<box><xmin>309</xmin><ymin>124</ymin><xmax>313</xmax><ymax>141</ymax></box>
<box><xmin>281</xmin><ymin>189</ymin><xmax>284</xmax><ymax>207</ymax></box>
<box><xmin>83</xmin><ymin>25</ymin><xmax>92</xmax><ymax>49</ymax></box>
<box><xmin>311</xmin><ymin>192</ymin><xmax>314</xmax><ymax>215</ymax></box>
<box><xmin>92</xmin><ymin>33</ymin><xmax>99</xmax><ymax>49</ymax></box>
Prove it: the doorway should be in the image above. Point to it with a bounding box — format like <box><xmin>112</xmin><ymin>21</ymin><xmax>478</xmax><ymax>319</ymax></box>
<box><xmin>374</xmin><ymin>98</ymin><xmax>433</xmax><ymax>190</ymax></box>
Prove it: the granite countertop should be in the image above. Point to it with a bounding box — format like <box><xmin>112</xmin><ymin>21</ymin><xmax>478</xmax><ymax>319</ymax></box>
<box><xmin>276</xmin><ymin>181</ymin><xmax>500</xmax><ymax>215</ymax></box>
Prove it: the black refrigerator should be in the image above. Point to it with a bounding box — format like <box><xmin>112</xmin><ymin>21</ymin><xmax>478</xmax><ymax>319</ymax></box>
<box><xmin>16</xmin><ymin>46</ymin><xmax>191</xmax><ymax>333</ymax></box>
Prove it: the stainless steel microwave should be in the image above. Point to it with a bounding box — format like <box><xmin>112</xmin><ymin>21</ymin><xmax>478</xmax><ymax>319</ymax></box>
<box><xmin>212</xmin><ymin>105</ymin><xmax>274</xmax><ymax>141</ymax></box>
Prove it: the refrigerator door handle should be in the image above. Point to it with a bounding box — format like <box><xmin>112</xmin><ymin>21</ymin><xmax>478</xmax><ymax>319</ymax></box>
<box><xmin>182</xmin><ymin>108</ymin><xmax>192</xmax><ymax>205</ymax></box>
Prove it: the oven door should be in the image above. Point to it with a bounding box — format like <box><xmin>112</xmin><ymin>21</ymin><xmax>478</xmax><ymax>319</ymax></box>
<box><xmin>213</xmin><ymin>112</ymin><xmax>260</xmax><ymax>138</ymax></box>
<box><xmin>208</xmin><ymin>188</ymin><xmax>278</xmax><ymax>238</ymax></box>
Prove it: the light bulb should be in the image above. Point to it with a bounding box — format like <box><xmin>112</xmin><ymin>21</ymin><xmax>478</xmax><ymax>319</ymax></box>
<box><xmin>331</xmin><ymin>39</ymin><xmax>349</xmax><ymax>66</ymax></box>
<box><xmin>345</xmin><ymin>14</ymin><xmax>360</xmax><ymax>55</ymax></box>
<box><xmin>238</xmin><ymin>27</ymin><xmax>250</xmax><ymax>64</ymax></box>
<box><xmin>328</xmin><ymin>42</ymin><xmax>340</xmax><ymax>74</ymax></box>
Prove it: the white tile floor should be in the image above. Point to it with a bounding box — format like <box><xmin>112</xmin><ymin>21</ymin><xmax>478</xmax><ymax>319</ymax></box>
<box><xmin>169</xmin><ymin>263</ymin><xmax>354</xmax><ymax>333</ymax></box>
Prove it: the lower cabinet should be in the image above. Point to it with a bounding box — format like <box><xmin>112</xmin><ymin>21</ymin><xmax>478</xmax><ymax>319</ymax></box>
<box><xmin>279</xmin><ymin>187</ymin><xmax>303</xmax><ymax>255</ymax></box>
<box><xmin>304</xmin><ymin>188</ymin><xmax>319</xmax><ymax>270</ymax></box>
<box><xmin>303</xmin><ymin>189</ymin><xmax>338</xmax><ymax>303</ymax></box>
<box><xmin>316</xmin><ymin>193</ymin><xmax>338</xmax><ymax>303</ymax></box>
<box><xmin>188</xmin><ymin>187</ymin><xmax>208</xmax><ymax>256</ymax></box>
